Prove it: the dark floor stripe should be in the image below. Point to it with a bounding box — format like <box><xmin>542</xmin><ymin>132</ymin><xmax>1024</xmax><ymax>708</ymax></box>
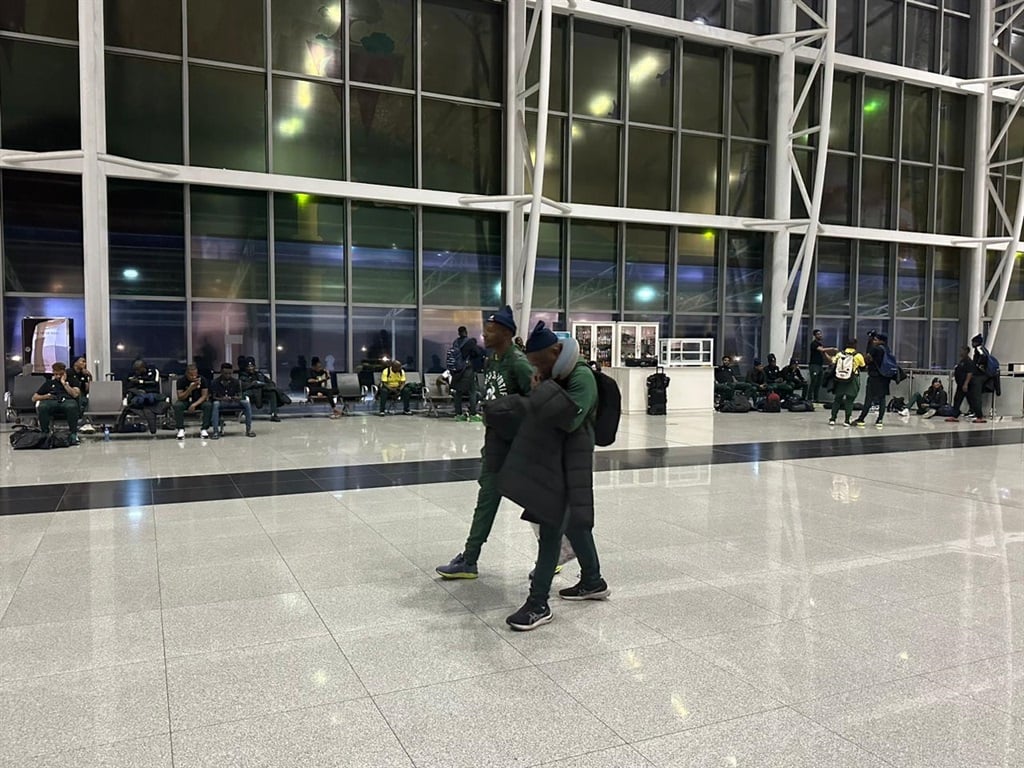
<box><xmin>2</xmin><ymin>427</ymin><xmax>1020</xmax><ymax>516</ymax></box>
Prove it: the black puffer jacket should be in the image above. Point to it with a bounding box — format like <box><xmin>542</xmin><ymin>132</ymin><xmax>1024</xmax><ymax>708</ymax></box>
<box><xmin>481</xmin><ymin>395</ymin><xmax>527</xmax><ymax>474</ymax></box>
<box><xmin>487</xmin><ymin>379</ymin><xmax>595</xmax><ymax>530</ymax></box>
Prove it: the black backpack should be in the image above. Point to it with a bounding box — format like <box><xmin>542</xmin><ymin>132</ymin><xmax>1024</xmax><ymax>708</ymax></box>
<box><xmin>787</xmin><ymin>398</ymin><xmax>814</xmax><ymax>413</ymax></box>
<box><xmin>9</xmin><ymin>428</ymin><xmax>69</xmax><ymax>450</ymax></box>
<box><xmin>586</xmin><ymin>362</ymin><xmax>622</xmax><ymax>446</ymax></box>
<box><xmin>720</xmin><ymin>393</ymin><xmax>752</xmax><ymax>413</ymax></box>
<box><xmin>445</xmin><ymin>339</ymin><xmax>468</xmax><ymax>375</ymax></box>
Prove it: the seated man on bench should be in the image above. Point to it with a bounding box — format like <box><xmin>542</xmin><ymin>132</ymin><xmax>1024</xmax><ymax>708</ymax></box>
<box><xmin>308</xmin><ymin>357</ymin><xmax>343</xmax><ymax>419</ymax></box>
<box><xmin>120</xmin><ymin>359</ymin><xmax>165</xmax><ymax>434</ymax></box>
<box><xmin>173</xmin><ymin>363</ymin><xmax>212</xmax><ymax>439</ymax></box>
<box><xmin>378</xmin><ymin>360</ymin><xmax>412</xmax><ymax>416</ymax></box>
<box><xmin>239</xmin><ymin>357</ymin><xmax>289</xmax><ymax>422</ymax></box>
<box><xmin>32</xmin><ymin>362</ymin><xmax>81</xmax><ymax>445</ymax></box>
<box><xmin>209</xmin><ymin>362</ymin><xmax>254</xmax><ymax>439</ymax></box>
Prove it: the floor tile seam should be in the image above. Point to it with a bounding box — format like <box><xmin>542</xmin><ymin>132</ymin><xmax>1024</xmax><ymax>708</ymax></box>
<box><xmin>0</xmin><ymin>532</ymin><xmax>46</xmax><ymax>628</ymax></box>
<box><xmin>152</xmin><ymin>527</ymin><xmax>178</xmax><ymax>768</ymax></box>
<box><xmin>774</xmin><ymin>704</ymin><xmax>902</xmax><ymax>768</ymax></box>
<box><xmin>163</xmin><ymin>694</ymin><xmax>377</xmax><ymax>739</ymax></box>
<box><xmin>0</xmin><ymin>656</ymin><xmax>169</xmax><ymax>691</ymax></box>
<box><xmin>4</xmin><ymin>726</ymin><xmax>172</xmax><ymax>765</ymax></box>
<box><xmin>158</xmin><ymin>585</ymin><xmax>306</xmax><ymax>613</ymax></box>
<box><xmin>531</xmin><ymin>744</ymin><xmax>653</xmax><ymax>768</ymax></box>
<box><xmin>161</xmin><ymin>628</ymin><xmax>333</xmax><ymax>663</ymax></box>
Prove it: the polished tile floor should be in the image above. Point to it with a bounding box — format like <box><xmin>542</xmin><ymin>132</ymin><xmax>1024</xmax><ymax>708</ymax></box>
<box><xmin>0</xmin><ymin>411</ymin><xmax>1021</xmax><ymax>767</ymax></box>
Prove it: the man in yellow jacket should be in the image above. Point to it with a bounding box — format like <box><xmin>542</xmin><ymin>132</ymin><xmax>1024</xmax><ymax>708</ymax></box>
<box><xmin>377</xmin><ymin>360</ymin><xmax>412</xmax><ymax>416</ymax></box>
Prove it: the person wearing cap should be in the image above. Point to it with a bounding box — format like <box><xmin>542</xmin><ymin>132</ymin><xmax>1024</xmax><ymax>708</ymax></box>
<box><xmin>909</xmin><ymin>377</ymin><xmax>947</xmax><ymax>418</ymax></box>
<box><xmin>764</xmin><ymin>353</ymin><xmax>793</xmax><ymax>397</ymax></box>
<box><xmin>808</xmin><ymin>329</ymin><xmax>837</xmax><ymax>405</ymax></box>
<box><xmin>853</xmin><ymin>332</ymin><xmax>891</xmax><ymax>429</ymax></box>
<box><xmin>745</xmin><ymin>358</ymin><xmax>769</xmax><ymax>393</ymax></box>
<box><xmin>436</xmin><ymin>305</ymin><xmax>537</xmax><ymax>580</ymax></box>
<box><xmin>499</xmin><ymin>321</ymin><xmax>608</xmax><ymax>631</ymax></box>
<box><xmin>783</xmin><ymin>357</ymin><xmax>808</xmax><ymax>400</ymax></box>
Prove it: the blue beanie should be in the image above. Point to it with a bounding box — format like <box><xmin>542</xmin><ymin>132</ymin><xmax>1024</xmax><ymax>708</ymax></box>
<box><xmin>486</xmin><ymin>305</ymin><xmax>516</xmax><ymax>334</ymax></box>
<box><xmin>972</xmin><ymin>334</ymin><xmax>984</xmax><ymax>346</ymax></box>
<box><xmin>525</xmin><ymin>321</ymin><xmax>559</xmax><ymax>353</ymax></box>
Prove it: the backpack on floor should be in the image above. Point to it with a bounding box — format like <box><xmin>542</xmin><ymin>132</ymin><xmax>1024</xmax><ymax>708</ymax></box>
<box><xmin>886</xmin><ymin>397</ymin><xmax>907</xmax><ymax>413</ymax></box>
<box><xmin>787</xmin><ymin>398</ymin><xmax>814</xmax><ymax>413</ymax></box>
<box><xmin>937</xmin><ymin>404</ymin><xmax>958</xmax><ymax>418</ymax></box>
<box><xmin>9</xmin><ymin>427</ymin><xmax>68</xmax><ymax>450</ymax></box>
<box><xmin>586</xmin><ymin>362</ymin><xmax>622</xmax><ymax>446</ymax></box>
<box><xmin>763</xmin><ymin>392</ymin><xmax>782</xmax><ymax>413</ymax></box>
<box><xmin>720</xmin><ymin>393</ymin><xmax>752</xmax><ymax>413</ymax></box>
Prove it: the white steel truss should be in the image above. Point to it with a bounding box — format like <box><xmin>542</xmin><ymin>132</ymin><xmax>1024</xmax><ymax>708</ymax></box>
<box><xmin>755</xmin><ymin>0</ymin><xmax>836</xmax><ymax>364</ymax></box>
<box><xmin>957</xmin><ymin>0</ymin><xmax>1024</xmax><ymax>349</ymax></box>
<box><xmin>460</xmin><ymin>0</ymin><xmax>572</xmax><ymax>335</ymax></box>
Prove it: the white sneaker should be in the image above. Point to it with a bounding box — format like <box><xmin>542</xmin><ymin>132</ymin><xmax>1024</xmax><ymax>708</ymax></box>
<box><xmin>200</xmin><ymin>428</ymin><xmax>209</xmax><ymax>439</ymax></box>
<box><xmin>176</xmin><ymin>429</ymin><xmax>185</xmax><ymax>440</ymax></box>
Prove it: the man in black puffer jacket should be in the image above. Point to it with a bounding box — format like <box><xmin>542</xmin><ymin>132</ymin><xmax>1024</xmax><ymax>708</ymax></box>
<box><xmin>489</xmin><ymin>322</ymin><xmax>609</xmax><ymax>632</ymax></box>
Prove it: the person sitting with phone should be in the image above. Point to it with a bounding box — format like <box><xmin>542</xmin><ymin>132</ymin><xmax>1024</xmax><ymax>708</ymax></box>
<box><xmin>173</xmin><ymin>363</ymin><xmax>212</xmax><ymax>439</ymax></box>
<box><xmin>209</xmin><ymin>363</ymin><xmax>254</xmax><ymax>439</ymax></box>
<box><xmin>32</xmin><ymin>362</ymin><xmax>81</xmax><ymax>445</ymax></box>
<box><xmin>69</xmin><ymin>355</ymin><xmax>95</xmax><ymax>433</ymax></box>
<box><xmin>378</xmin><ymin>360</ymin><xmax>413</xmax><ymax>416</ymax></box>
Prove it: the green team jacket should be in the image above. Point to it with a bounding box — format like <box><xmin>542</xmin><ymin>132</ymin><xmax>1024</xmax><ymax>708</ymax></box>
<box><xmin>482</xmin><ymin>346</ymin><xmax>534</xmax><ymax>401</ymax></box>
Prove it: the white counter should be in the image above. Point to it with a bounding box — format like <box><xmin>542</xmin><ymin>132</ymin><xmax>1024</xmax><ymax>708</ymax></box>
<box><xmin>606</xmin><ymin>366</ymin><xmax>714</xmax><ymax>414</ymax></box>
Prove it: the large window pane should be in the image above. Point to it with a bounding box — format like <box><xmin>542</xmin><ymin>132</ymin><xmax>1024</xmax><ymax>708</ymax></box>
<box><xmin>2</xmin><ymin>171</ymin><xmax>83</xmax><ymax>294</ymax></box>
<box><xmin>857</xmin><ymin>243</ymin><xmax>891</xmax><ymax>317</ymax></box>
<box><xmin>274</xmin><ymin>193</ymin><xmax>345</xmax><ymax>302</ymax></box>
<box><xmin>861</xmin><ymin>159</ymin><xmax>894</xmax><ymax>228</ymax></box>
<box><xmin>816</xmin><ymin>239</ymin><xmax>851</xmax><ymax>315</ymax></box>
<box><xmin>535</xmin><ymin>219</ymin><xmax>563</xmax><ymax>310</ymax></box>
<box><xmin>569</xmin><ymin>221</ymin><xmax>618</xmax><ymax>312</ymax></box>
<box><xmin>902</xmin><ymin>86</ymin><xmax>933</xmax><ymax>163</ymax></box>
<box><xmin>188</xmin><ymin>0</ymin><xmax>264</xmax><ymax>67</ymax></box>
<box><xmin>628</xmin><ymin>128</ymin><xmax>672</xmax><ymax>210</ymax></box>
<box><xmin>931</xmin><ymin>320</ymin><xmax>961</xmax><ymax>370</ymax></box>
<box><xmin>422</xmin><ymin>0</ymin><xmax>502</xmax><ymax>101</ymax></box>
<box><xmin>526</xmin><ymin>14</ymin><xmax>566</xmax><ymax>111</ymax></box>
<box><xmin>348</xmin><ymin>0</ymin><xmax>412</xmax><ymax>88</ymax></box>
<box><xmin>896</xmin><ymin>245</ymin><xmax>926</xmax><ymax>317</ymax></box>
<box><xmin>899</xmin><ymin>164</ymin><xmax>931</xmax><ymax>232</ymax></box>
<box><xmin>422</xmin><ymin>100</ymin><xmax>501</xmax><ymax>195</ymax></box>
<box><xmin>727</xmin><ymin>141</ymin><xmax>766</xmax><ymax>217</ymax></box>
<box><xmin>571</xmin><ymin>121</ymin><xmax>620</xmax><ymax>206</ymax></box>
<box><xmin>633</xmin><ymin>1</ymin><xmax>677</xmax><ymax>17</ymax></box>
<box><xmin>4</xmin><ymin>297</ymin><xmax>85</xmax><ymax>390</ymax></box>
<box><xmin>108</xmin><ymin>180</ymin><xmax>185</xmax><ymax>297</ymax></box>
<box><xmin>822</xmin><ymin>154</ymin><xmax>853</xmax><ymax>225</ymax></box>
<box><xmin>731</xmin><ymin>54</ymin><xmax>769</xmax><ymax>139</ymax></box>
<box><xmin>684</xmin><ymin>0</ymin><xmax>723</xmax><ymax>26</ymax></box>
<box><xmin>0</xmin><ymin>40</ymin><xmax>80</xmax><ymax>151</ymax></box>
<box><xmin>1</xmin><ymin>0</ymin><xmax>77</xmax><ymax>39</ymax></box>
<box><xmin>189</xmin><ymin>66</ymin><xmax>267</xmax><ymax>172</ymax></box>
<box><xmin>680</xmin><ymin>135</ymin><xmax>719</xmax><ymax>215</ymax></box>
<box><xmin>939</xmin><ymin>93</ymin><xmax>966</xmax><ymax>167</ymax></box>
<box><xmin>422</xmin><ymin>209</ymin><xmax>502</xmax><ymax>307</ymax></box>
<box><xmin>941</xmin><ymin>15</ymin><xmax>969</xmax><ymax>78</ymax></box>
<box><xmin>677</xmin><ymin>229</ymin><xmax>717</xmax><ymax>313</ymax></box>
<box><xmin>350</xmin><ymin>89</ymin><xmax>413</xmax><ymax>187</ymax></box>
<box><xmin>937</xmin><ymin>170</ymin><xmax>964</xmax><ymax>235</ymax></box>
<box><xmin>830</xmin><ymin>74</ymin><xmax>855</xmax><ymax>151</ymax></box>
<box><xmin>905</xmin><ymin>6</ymin><xmax>936</xmax><ymax>72</ymax></box>
<box><xmin>353</xmin><ymin>307</ymin><xmax>417</xmax><ymax>369</ymax></box>
<box><xmin>110</xmin><ymin>300</ymin><xmax>187</xmax><ymax>380</ymax></box>
<box><xmin>190</xmin><ymin>188</ymin><xmax>269</xmax><ymax>300</ymax></box>
<box><xmin>106</xmin><ymin>0</ymin><xmax>182</xmax><ymax>54</ymax></box>
<box><xmin>676</xmin><ymin>316</ymin><xmax>718</xmax><ymax>345</ymax></box>
<box><xmin>574</xmin><ymin>23</ymin><xmax>621</xmax><ymax>119</ymax></box>
<box><xmin>421</xmin><ymin>308</ymin><xmax>487</xmax><ymax>373</ymax></box>
<box><xmin>722</xmin><ymin>316</ymin><xmax>761</xmax><ymax>367</ymax></box>
<box><xmin>629</xmin><ymin>34</ymin><xmax>673</xmax><ymax>126</ymax></box>
<box><xmin>272</xmin><ymin>76</ymin><xmax>344</xmax><ymax>179</ymax></box>
<box><xmin>624</xmin><ymin>226</ymin><xmax>669</xmax><ymax>313</ymax></box>
<box><xmin>681</xmin><ymin>46</ymin><xmax>722</xmax><ymax>133</ymax></box>
<box><xmin>733</xmin><ymin>0</ymin><xmax>769</xmax><ymax>34</ymax></box>
<box><xmin>725</xmin><ymin>233</ymin><xmax>764</xmax><ymax>313</ymax></box>
<box><xmin>865</xmin><ymin>0</ymin><xmax>898</xmax><ymax>63</ymax></box>
<box><xmin>191</xmin><ymin>302</ymin><xmax>271</xmax><ymax>379</ymax></box>
<box><xmin>933</xmin><ymin>248</ymin><xmax>960</xmax><ymax>318</ymax></box>
<box><xmin>271</xmin><ymin>0</ymin><xmax>345</xmax><ymax>79</ymax></box>
<box><xmin>527</xmin><ymin>116</ymin><xmax>564</xmax><ymax>202</ymax></box>
<box><xmin>276</xmin><ymin>305</ymin><xmax>346</xmax><ymax>381</ymax></box>
<box><xmin>863</xmin><ymin>80</ymin><xmax>894</xmax><ymax>158</ymax></box>
<box><xmin>351</xmin><ymin>203</ymin><xmax>415</xmax><ymax>305</ymax></box>
<box><xmin>106</xmin><ymin>53</ymin><xmax>183</xmax><ymax>164</ymax></box>
<box><xmin>894</xmin><ymin>319</ymin><xmax>928</xmax><ymax>367</ymax></box>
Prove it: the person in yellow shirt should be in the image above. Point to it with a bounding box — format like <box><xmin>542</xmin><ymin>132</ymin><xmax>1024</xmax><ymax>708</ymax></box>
<box><xmin>377</xmin><ymin>360</ymin><xmax>412</xmax><ymax>416</ymax></box>
<box><xmin>828</xmin><ymin>340</ymin><xmax>866</xmax><ymax>427</ymax></box>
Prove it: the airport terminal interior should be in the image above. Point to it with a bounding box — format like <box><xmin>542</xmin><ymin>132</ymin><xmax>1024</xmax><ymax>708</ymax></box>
<box><xmin>1</xmin><ymin>1</ymin><xmax>1023</xmax><ymax>766</ymax></box>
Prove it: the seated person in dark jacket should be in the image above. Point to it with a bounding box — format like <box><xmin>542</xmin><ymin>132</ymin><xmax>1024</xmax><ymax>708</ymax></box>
<box><xmin>125</xmin><ymin>359</ymin><xmax>160</xmax><ymax>398</ymax></box>
<box><xmin>307</xmin><ymin>357</ymin><xmax>342</xmax><ymax>419</ymax></box>
<box><xmin>69</xmin><ymin>355</ymin><xmax>94</xmax><ymax>432</ymax></box>
<box><xmin>714</xmin><ymin>355</ymin><xmax>756</xmax><ymax>400</ymax></box>
<box><xmin>120</xmin><ymin>359</ymin><xmax>165</xmax><ymax>434</ymax></box>
<box><xmin>173</xmin><ymin>363</ymin><xmax>212</xmax><ymax>439</ymax></box>
<box><xmin>503</xmin><ymin>322</ymin><xmax>609</xmax><ymax>633</ymax></box>
<box><xmin>764</xmin><ymin>353</ymin><xmax>793</xmax><ymax>396</ymax></box>
<box><xmin>746</xmin><ymin>358</ymin><xmax>769</xmax><ymax>393</ymax></box>
<box><xmin>32</xmin><ymin>362</ymin><xmax>81</xmax><ymax>445</ymax></box>
<box><xmin>239</xmin><ymin>357</ymin><xmax>288</xmax><ymax>422</ymax></box>
<box><xmin>782</xmin><ymin>358</ymin><xmax>808</xmax><ymax>399</ymax></box>
<box><xmin>909</xmin><ymin>377</ymin><xmax>947</xmax><ymax>418</ymax></box>
<box><xmin>209</xmin><ymin>363</ymin><xmax>254</xmax><ymax>439</ymax></box>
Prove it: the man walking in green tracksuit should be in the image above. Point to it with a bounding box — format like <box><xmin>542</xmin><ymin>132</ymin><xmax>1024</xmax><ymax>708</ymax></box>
<box><xmin>436</xmin><ymin>306</ymin><xmax>535</xmax><ymax>579</ymax></box>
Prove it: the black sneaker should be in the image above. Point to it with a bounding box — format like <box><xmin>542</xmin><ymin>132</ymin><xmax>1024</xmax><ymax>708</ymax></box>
<box><xmin>558</xmin><ymin>579</ymin><xmax>611</xmax><ymax>601</ymax></box>
<box><xmin>505</xmin><ymin>599</ymin><xmax>552</xmax><ymax>631</ymax></box>
<box><xmin>435</xmin><ymin>552</ymin><xmax>479</xmax><ymax>580</ymax></box>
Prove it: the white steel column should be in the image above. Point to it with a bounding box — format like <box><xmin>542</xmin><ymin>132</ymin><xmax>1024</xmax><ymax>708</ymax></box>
<box><xmin>751</xmin><ymin>0</ymin><xmax>836</xmax><ymax>362</ymax></box>
<box><xmin>959</xmin><ymin>0</ymin><xmax>1024</xmax><ymax>348</ymax></box>
<box><xmin>766</xmin><ymin>0</ymin><xmax>797</xmax><ymax>357</ymax></box>
<box><xmin>79</xmin><ymin>0</ymin><xmax>111</xmax><ymax>377</ymax></box>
